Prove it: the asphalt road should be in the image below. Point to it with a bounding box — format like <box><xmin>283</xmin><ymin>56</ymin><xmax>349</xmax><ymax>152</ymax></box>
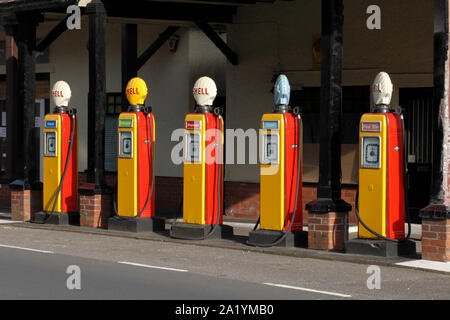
<box><xmin>0</xmin><ymin>247</ymin><xmax>335</xmax><ymax>300</ymax></box>
<box><xmin>0</xmin><ymin>224</ymin><xmax>449</xmax><ymax>301</ymax></box>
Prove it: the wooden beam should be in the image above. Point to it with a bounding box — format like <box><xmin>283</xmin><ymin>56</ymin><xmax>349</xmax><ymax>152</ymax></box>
<box><xmin>136</xmin><ymin>26</ymin><xmax>179</xmax><ymax>71</ymax></box>
<box><xmin>195</xmin><ymin>21</ymin><xmax>237</xmax><ymax>65</ymax></box>
<box><xmin>104</xmin><ymin>1</ymin><xmax>236</xmax><ymax>23</ymax></box>
<box><xmin>87</xmin><ymin>0</ymin><xmax>107</xmax><ymax>188</ymax></box>
<box><xmin>35</xmin><ymin>14</ymin><xmax>70</xmax><ymax>52</ymax></box>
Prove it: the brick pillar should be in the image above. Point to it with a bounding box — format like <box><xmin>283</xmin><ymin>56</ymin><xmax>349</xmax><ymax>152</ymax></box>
<box><xmin>418</xmin><ymin>0</ymin><xmax>450</xmax><ymax>262</ymax></box>
<box><xmin>10</xmin><ymin>189</ymin><xmax>42</xmax><ymax>221</ymax></box>
<box><xmin>79</xmin><ymin>184</ymin><xmax>112</xmax><ymax>229</ymax></box>
<box><xmin>420</xmin><ymin>206</ymin><xmax>450</xmax><ymax>262</ymax></box>
<box><xmin>307</xmin><ymin>211</ymin><xmax>348</xmax><ymax>251</ymax></box>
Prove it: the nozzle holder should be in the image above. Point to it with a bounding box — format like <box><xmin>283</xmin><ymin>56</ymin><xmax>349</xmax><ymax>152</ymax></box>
<box><xmin>195</xmin><ymin>105</ymin><xmax>212</xmax><ymax>114</ymax></box>
<box><xmin>128</xmin><ymin>105</ymin><xmax>145</xmax><ymax>113</ymax></box>
<box><xmin>372</xmin><ymin>104</ymin><xmax>391</xmax><ymax>113</ymax></box>
<box><xmin>273</xmin><ymin>104</ymin><xmax>291</xmax><ymax>114</ymax></box>
<box><xmin>53</xmin><ymin>106</ymin><xmax>77</xmax><ymax>115</ymax></box>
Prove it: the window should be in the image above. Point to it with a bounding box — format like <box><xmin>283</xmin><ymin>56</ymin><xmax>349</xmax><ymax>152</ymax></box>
<box><xmin>104</xmin><ymin>93</ymin><xmax>124</xmax><ymax>172</ymax></box>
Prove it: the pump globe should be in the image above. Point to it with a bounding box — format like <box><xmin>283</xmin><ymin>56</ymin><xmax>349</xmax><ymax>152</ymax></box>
<box><xmin>52</xmin><ymin>81</ymin><xmax>72</xmax><ymax>107</ymax></box>
<box><xmin>126</xmin><ymin>77</ymin><xmax>148</xmax><ymax>106</ymax></box>
<box><xmin>193</xmin><ymin>76</ymin><xmax>217</xmax><ymax>107</ymax></box>
<box><xmin>372</xmin><ymin>72</ymin><xmax>393</xmax><ymax>106</ymax></box>
<box><xmin>274</xmin><ymin>74</ymin><xmax>290</xmax><ymax>106</ymax></box>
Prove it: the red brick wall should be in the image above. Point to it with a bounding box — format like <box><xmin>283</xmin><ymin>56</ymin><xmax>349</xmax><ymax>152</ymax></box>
<box><xmin>3</xmin><ymin>174</ymin><xmax>358</xmax><ymax>224</ymax></box>
<box><xmin>225</xmin><ymin>183</ymin><xmax>358</xmax><ymax>225</ymax></box>
<box><xmin>225</xmin><ymin>182</ymin><xmax>260</xmax><ymax>218</ymax></box>
<box><xmin>421</xmin><ymin>218</ymin><xmax>450</xmax><ymax>262</ymax></box>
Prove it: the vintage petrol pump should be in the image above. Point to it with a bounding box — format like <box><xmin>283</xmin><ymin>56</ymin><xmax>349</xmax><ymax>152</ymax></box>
<box><xmin>247</xmin><ymin>74</ymin><xmax>306</xmax><ymax>247</ymax></box>
<box><xmin>170</xmin><ymin>76</ymin><xmax>233</xmax><ymax>240</ymax></box>
<box><xmin>345</xmin><ymin>72</ymin><xmax>415</xmax><ymax>257</ymax></box>
<box><xmin>33</xmin><ymin>81</ymin><xmax>78</xmax><ymax>225</ymax></box>
<box><xmin>108</xmin><ymin>77</ymin><xmax>165</xmax><ymax>233</ymax></box>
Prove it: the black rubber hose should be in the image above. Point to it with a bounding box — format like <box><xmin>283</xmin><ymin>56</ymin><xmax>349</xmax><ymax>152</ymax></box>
<box><xmin>354</xmin><ymin>113</ymin><xmax>411</xmax><ymax>243</ymax></box>
<box><xmin>32</xmin><ymin>113</ymin><xmax>76</xmax><ymax>224</ymax></box>
<box><xmin>247</xmin><ymin>114</ymin><xmax>302</xmax><ymax>247</ymax></box>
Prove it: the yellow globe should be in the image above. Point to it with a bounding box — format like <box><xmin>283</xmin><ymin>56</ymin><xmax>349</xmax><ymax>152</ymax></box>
<box><xmin>126</xmin><ymin>77</ymin><xmax>148</xmax><ymax>106</ymax></box>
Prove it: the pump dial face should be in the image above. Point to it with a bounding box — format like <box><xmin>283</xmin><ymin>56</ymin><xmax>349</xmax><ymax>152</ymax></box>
<box><xmin>185</xmin><ymin>133</ymin><xmax>201</xmax><ymax>163</ymax></box>
<box><xmin>44</xmin><ymin>131</ymin><xmax>57</xmax><ymax>157</ymax></box>
<box><xmin>263</xmin><ymin>134</ymin><xmax>279</xmax><ymax>164</ymax></box>
<box><xmin>119</xmin><ymin>131</ymin><xmax>133</xmax><ymax>158</ymax></box>
<box><xmin>361</xmin><ymin>136</ymin><xmax>381</xmax><ymax>169</ymax></box>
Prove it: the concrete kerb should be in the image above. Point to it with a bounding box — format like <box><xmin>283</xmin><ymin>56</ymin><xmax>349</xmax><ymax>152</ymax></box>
<box><xmin>0</xmin><ymin>219</ymin><xmax>442</xmax><ymax>275</ymax></box>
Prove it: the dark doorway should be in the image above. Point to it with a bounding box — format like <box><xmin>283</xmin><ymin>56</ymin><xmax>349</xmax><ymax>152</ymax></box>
<box><xmin>400</xmin><ymin>87</ymin><xmax>434</xmax><ymax>224</ymax></box>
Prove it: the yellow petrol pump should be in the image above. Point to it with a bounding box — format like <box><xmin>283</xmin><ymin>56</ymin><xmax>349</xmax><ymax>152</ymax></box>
<box><xmin>33</xmin><ymin>81</ymin><xmax>78</xmax><ymax>225</ymax></box>
<box><xmin>345</xmin><ymin>72</ymin><xmax>416</xmax><ymax>257</ymax></box>
<box><xmin>108</xmin><ymin>77</ymin><xmax>165</xmax><ymax>233</ymax></box>
<box><xmin>247</xmin><ymin>75</ymin><xmax>306</xmax><ymax>247</ymax></box>
<box><xmin>170</xmin><ymin>76</ymin><xmax>233</xmax><ymax>240</ymax></box>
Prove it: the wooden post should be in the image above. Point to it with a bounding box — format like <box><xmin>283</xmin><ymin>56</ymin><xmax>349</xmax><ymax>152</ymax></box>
<box><xmin>86</xmin><ymin>0</ymin><xmax>107</xmax><ymax>189</ymax></box>
<box><xmin>121</xmin><ymin>23</ymin><xmax>137</xmax><ymax>110</ymax></box>
<box><xmin>305</xmin><ymin>0</ymin><xmax>351</xmax><ymax>251</ymax></box>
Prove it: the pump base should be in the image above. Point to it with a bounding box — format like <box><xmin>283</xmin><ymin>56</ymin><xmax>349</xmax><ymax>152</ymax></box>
<box><xmin>170</xmin><ymin>223</ymin><xmax>234</xmax><ymax>240</ymax></box>
<box><xmin>247</xmin><ymin>229</ymin><xmax>308</xmax><ymax>247</ymax></box>
<box><xmin>345</xmin><ymin>238</ymin><xmax>417</xmax><ymax>258</ymax></box>
<box><xmin>107</xmin><ymin>216</ymin><xmax>166</xmax><ymax>233</ymax></box>
<box><xmin>31</xmin><ymin>211</ymin><xmax>80</xmax><ymax>225</ymax></box>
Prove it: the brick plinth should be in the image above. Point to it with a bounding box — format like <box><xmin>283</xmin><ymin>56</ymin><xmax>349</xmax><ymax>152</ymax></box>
<box><xmin>11</xmin><ymin>189</ymin><xmax>42</xmax><ymax>221</ymax></box>
<box><xmin>307</xmin><ymin>212</ymin><xmax>348</xmax><ymax>251</ymax></box>
<box><xmin>79</xmin><ymin>184</ymin><xmax>112</xmax><ymax>229</ymax></box>
<box><xmin>421</xmin><ymin>218</ymin><xmax>450</xmax><ymax>262</ymax></box>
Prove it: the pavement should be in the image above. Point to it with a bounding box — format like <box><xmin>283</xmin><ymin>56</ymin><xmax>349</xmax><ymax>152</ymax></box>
<box><xmin>0</xmin><ymin>208</ymin><xmax>449</xmax><ymax>275</ymax></box>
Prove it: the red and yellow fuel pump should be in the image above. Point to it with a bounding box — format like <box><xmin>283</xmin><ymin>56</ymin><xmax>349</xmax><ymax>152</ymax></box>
<box><xmin>33</xmin><ymin>81</ymin><xmax>78</xmax><ymax>225</ymax></box>
<box><xmin>247</xmin><ymin>74</ymin><xmax>306</xmax><ymax>247</ymax></box>
<box><xmin>170</xmin><ymin>76</ymin><xmax>233</xmax><ymax>240</ymax></box>
<box><xmin>108</xmin><ymin>77</ymin><xmax>165</xmax><ymax>233</ymax></box>
<box><xmin>346</xmin><ymin>72</ymin><xmax>416</xmax><ymax>257</ymax></box>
